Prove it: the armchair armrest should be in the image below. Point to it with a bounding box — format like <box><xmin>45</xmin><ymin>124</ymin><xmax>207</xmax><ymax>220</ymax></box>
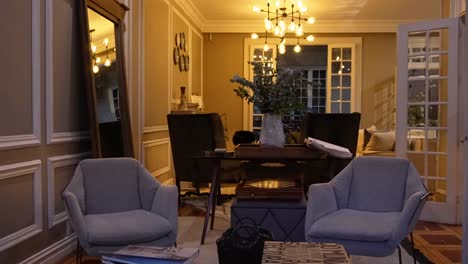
<box><xmin>391</xmin><ymin>191</ymin><xmax>428</xmax><ymax>244</ymax></box>
<box><xmin>63</xmin><ymin>191</ymin><xmax>88</xmax><ymax>243</ymax></box>
<box><xmin>150</xmin><ymin>185</ymin><xmax>178</xmax><ymax>233</ymax></box>
<box><xmin>305</xmin><ymin>183</ymin><xmax>338</xmax><ymax>234</ymax></box>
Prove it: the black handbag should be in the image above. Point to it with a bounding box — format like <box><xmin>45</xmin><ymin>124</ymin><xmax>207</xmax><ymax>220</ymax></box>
<box><xmin>216</xmin><ymin>219</ymin><xmax>274</xmax><ymax>264</ymax></box>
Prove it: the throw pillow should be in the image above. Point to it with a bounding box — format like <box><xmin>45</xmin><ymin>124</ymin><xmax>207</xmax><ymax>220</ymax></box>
<box><xmin>363</xmin><ymin>125</ymin><xmax>377</xmax><ymax>151</ymax></box>
<box><xmin>365</xmin><ymin>131</ymin><xmax>396</xmax><ymax>152</ymax></box>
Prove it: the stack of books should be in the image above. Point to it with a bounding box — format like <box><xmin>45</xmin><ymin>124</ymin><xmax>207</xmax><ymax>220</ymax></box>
<box><xmin>101</xmin><ymin>245</ymin><xmax>199</xmax><ymax>264</ymax></box>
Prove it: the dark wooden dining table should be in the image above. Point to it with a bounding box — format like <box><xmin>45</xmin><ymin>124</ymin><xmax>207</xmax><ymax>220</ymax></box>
<box><xmin>194</xmin><ymin>144</ymin><xmax>351</xmax><ymax>244</ymax></box>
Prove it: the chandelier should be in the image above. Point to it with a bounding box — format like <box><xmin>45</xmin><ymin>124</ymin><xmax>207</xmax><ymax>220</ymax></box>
<box><xmin>251</xmin><ymin>0</ymin><xmax>316</xmax><ymax>54</ymax></box>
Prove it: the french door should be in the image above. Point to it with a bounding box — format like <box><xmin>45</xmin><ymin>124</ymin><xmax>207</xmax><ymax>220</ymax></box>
<box><xmin>396</xmin><ymin>18</ymin><xmax>459</xmax><ymax>223</ymax></box>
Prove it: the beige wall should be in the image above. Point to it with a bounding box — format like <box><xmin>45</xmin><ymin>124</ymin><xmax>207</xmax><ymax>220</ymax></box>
<box><xmin>203</xmin><ymin>33</ymin><xmax>397</xmax><ymax>146</ymax></box>
<box><xmin>132</xmin><ymin>0</ymin><xmax>203</xmax><ymax>184</ymax></box>
<box><xmin>0</xmin><ymin>0</ymin><xmax>91</xmax><ymax>263</ymax></box>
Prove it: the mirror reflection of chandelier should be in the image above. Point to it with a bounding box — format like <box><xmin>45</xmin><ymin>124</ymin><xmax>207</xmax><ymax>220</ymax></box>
<box><xmin>252</xmin><ymin>0</ymin><xmax>316</xmax><ymax>54</ymax></box>
<box><xmin>90</xmin><ymin>29</ymin><xmax>113</xmax><ymax>74</ymax></box>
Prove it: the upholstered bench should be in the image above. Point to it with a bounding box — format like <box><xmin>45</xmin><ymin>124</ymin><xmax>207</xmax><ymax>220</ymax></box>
<box><xmin>230</xmin><ymin>197</ymin><xmax>307</xmax><ymax>242</ymax></box>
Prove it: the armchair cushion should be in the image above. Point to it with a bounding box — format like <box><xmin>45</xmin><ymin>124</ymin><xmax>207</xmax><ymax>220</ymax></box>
<box><xmin>82</xmin><ymin>158</ymin><xmax>141</xmax><ymax>214</ymax></box>
<box><xmin>308</xmin><ymin>209</ymin><xmax>400</xmax><ymax>242</ymax></box>
<box><xmin>85</xmin><ymin>209</ymin><xmax>172</xmax><ymax>246</ymax></box>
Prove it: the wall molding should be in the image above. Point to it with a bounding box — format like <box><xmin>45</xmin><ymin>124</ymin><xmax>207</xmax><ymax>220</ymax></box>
<box><xmin>173</xmin><ymin>0</ymin><xmax>205</xmax><ymax>30</ymax></box>
<box><xmin>47</xmin><ymin>153</ymin><xmax>90</xmax><ymax>228</ymax></box>
<box><xmin>18</xmin><ymin>234</ymin><xmax>77</xmax><ymax>264</ymax></box>
<box><xmin>0</xmin><ymin>0</ymin><xmax>41</xmax><ymax>150</ymax></box>
<box><xmin>202</xmin><ymin>19</ymin><xmax>419</xmax><ymax>33</ymax></box>
<box><xmin>143</xmin><ymin>125</ymin><xmax>169</xmax><ymax>134</ymax></box>
<box><xmin>142</xmin><ymin>138</ymin><xmax>171</xmax><ymax>177</ymax></box>
<box><xmin>0</xmin><ymin>160</ymin><xmax>42</xmax><ymax>251</ymax></box>
<box><xmin>45</xmin><ymin>0</ymin><xmax>90</xmax><ymax>145</ymax></box>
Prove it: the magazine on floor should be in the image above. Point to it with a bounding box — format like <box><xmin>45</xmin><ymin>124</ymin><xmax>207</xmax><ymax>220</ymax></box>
<box><xmin>101</xmin><ymin>245</ymin><xmax>199</xmax><ymax>264</ymax></box>
<box><xmin>304</xmin><ymin>137</ymin><xmax>352</xmax><ymax>158</ymax></box>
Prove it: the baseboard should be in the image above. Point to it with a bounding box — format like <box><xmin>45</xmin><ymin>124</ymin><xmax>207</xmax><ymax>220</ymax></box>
<box><xmin>19</xmin><ymin>234</ymin><xmax>77</xmax><ymax>264</ymax></box>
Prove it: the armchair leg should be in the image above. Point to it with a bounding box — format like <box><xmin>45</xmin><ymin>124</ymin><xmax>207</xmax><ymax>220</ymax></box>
<box><xmin>410</xmin><ymin>232</ymin><xmax>416</xmax><ymax>264</ymax></box>
<box><xmin>76</xmin><ymin>239</ymin><xmax>82</xmax><ymax>264</ymax></box>
<box><xmin>397</xmin><ymin>246</ymin><xmax>402</xmax><ymax>264</ymax></box>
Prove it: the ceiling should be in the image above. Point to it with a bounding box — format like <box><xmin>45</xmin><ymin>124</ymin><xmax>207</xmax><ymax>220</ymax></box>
<box><xmin>185</xmin><ymin>0</ymin><xmax>443</xmax><ymax>32</ymax></box>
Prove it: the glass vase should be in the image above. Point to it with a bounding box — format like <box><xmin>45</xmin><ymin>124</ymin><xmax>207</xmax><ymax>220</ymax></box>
<box><xmin>260</xmin><ymin>113</ymin><xmax>285</xmax><ymax>147</ymax></box>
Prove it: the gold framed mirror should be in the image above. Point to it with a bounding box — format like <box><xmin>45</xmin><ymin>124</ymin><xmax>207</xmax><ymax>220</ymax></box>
<box><xmin>78</xmin><ymin>0</ymin><xmax>133</xmax><ymax>158</ymax></box>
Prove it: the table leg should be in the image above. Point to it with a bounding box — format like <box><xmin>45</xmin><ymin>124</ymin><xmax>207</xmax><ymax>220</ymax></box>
<box><xmin>201</xmin><ymin>161</ymin><xmax>219</xmax><ymax>245</ymax></box>
<box><xmin>211</xmin><ymin>177</ymin><xmax>218</xmax><ymax>230</ymax></box>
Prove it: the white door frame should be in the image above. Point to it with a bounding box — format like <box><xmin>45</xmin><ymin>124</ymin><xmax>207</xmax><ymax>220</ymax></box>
<box><xmin>396</xmin><ymin>18</ymin><xmax>459</xmax><ymax>224</ymax></box>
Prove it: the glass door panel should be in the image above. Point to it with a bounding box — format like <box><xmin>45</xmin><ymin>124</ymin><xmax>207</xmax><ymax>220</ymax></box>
<box><xmin>327</xmin><ymin>44</ymin><xmax>355</xmax><ymax>113</ymax></box>
<box><xmin>397</xmin><ymin>19</ymin><xmax>458</xmax><ymax>223</ymax></box>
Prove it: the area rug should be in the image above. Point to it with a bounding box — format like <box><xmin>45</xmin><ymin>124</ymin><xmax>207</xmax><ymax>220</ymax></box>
<box><xmin>177</xmin><ymin>215</ymin><xmax>423</xmax><ymax>264</ymax></box>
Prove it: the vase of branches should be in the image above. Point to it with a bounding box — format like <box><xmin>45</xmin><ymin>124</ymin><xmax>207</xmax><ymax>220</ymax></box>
<box><xmin>231</xmin><ymin>64</ymin><xmax>304</xmax><ymax>147</ymax></box>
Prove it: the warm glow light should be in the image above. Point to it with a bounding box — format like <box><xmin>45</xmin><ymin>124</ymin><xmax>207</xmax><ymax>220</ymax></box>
<box><xmin>278</xmin><ymin>28</ymin><xmax>285</xmax><ymax>37</ymax></box>
<box><xmin>336</xmin><ymin>56</ymin><xmax>340</xmax><ymax>61</ymax></box>
<box><xmin>105</xmin><ymin>59</ymin><xmax>111</xmax><ymax>67</ymax></box>
<box><xmin>91</xmin><ymin>44</ymin><xmax>97</xmax><ymax>53</ymax></box>
<box><xmin>275</xmin><ymin>0</ymin><xmax>280</xmax><ymax>7</ymax></box>
<box><xmin>93</xmin><ymin>65</ymin><xmax>99</xmax><ymax>73</ymax></box>
<box><xmin>96</xmin><ymin>57</ymin><xmax>101</xmax><ymax>63</ymax></box>
<box><xmin>307</xmin><ymin>17</ymin><xmax>316</xmax><ymax>24</ymax></box>
<box><xmin>253</xmin><ymin>6</ymin><xmax>261</xmax><ymax>12</ymax></box>
<box><xmin>264</xmin><ymin>18</ymin><xmax>272</xmax><ymax>31</ymax></box>
<box><xmin>251</xmin><ymin>33</ymin><xmax>259</xmax><ymax>39</ymax></box>
<box><xmin>263</xmin><ymin>43</ymin><xmax>270</xmax><ymax>51</ymax></box>
<box><xmin>294</xmin><ymin>44</ymin><xmax>301</xmax><ymax>53</ymax></box>
<box><xmin>103</xmin><ymin>38</ymin><xmax>109</xmax><ymax>46</ymax></box>
<box><xmin>278</xmin><ymin>44</ymin><xmax>286</xmax><ymax>54</ymax></box>
<box><xmin>295</xmin><ymin>25</ymin><xmax>303</xmax><ymax>36</ymax></box>
<box><xmin>288</xmin><ymin>21</ymin><xmax>296</xmax><ymax>32</ymax></box>
<box><xmin>279</xmin><ymin>20</ymin><xmax>286</xmax><ymax>31</ymax></box>
<box><xmin>306</xmin><ymin>35</ymin><xmax>315</xmax><ymax>42</ymax></box>
<box><xmin>297</xmin><ymin>0</ymin><xmax>303</xmax><ymax>8</ymax></box>
<box><xmin>274</xmin><ymin>26</ymin><xmax>281</xmax><ymax>36</ymax></box>
<box><xmin>300</xmin><ymin>7</ymin><xmax>307</xmax><ymax>13</ymax></box>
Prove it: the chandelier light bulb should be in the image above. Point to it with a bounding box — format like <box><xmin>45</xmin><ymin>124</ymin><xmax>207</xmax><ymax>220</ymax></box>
<box><xmin>297</xmin><ymin>0</ymin><xmax>303</xmax><ymax>8</ymax></box>
<box><xmin>104</xmin><ymin>58</ymin><xmax>111</xmax><ymax>67</ymax></box>
<box><xmin>91</xmin><ymin>44</ymin><xmax>97</xmax><ymax>53</ymax></box>
<box><xmin>251</xmin><ymin>33</ymin><xmax>259</xmax><ymax>39</ymax></box>
<box><xmin>274</xmin><ymin>26</ymin><xmax>281</xmax><ymax>36</ymax></box>
<box><xmin>103</xmin><ymin>38</ymin><xmax>109</xmax><ymax>46</ymax></box>
<box><xmin>294</xmin><ymin>44</ymin><xmax>301</xmax><ymax>53</ymax></box>
<box><xmin>253</xmin><ymin>6</ymin><xmax>261</xmax><ymax>12</ymax></box>
<box><xmin>307</xmin><ymin>17</ymin><xmax>316</xmax><ymax>24</ymax></box>
<box><xmin>306</xmin><ymin>35</ymin><xmax>315</xmax><ymax>42</ymax></box>
<box><xmin>264</xmin><ymin>18</ymin><xmax>272</xmax><ymax>31</ymax></box>
<box><xmin>300</xmin><ymin>7</ymin><xmax>307</xmax><ymax>13</ymax></box>
<box><xmin>96</xmin><ymin>57</ymin><xmax>101</xmax><ymax>63</ymax></box>
<box><xmin>263</xmin><ymin>43</ymin><xmax>270</xmax><ymax>51</ymax></box>
<box><xmin>275</xmin><ymin>0</ymin><xmax>280</xmax><ymax>7</ymax></box>
<box><xmin>289</xmin><ymin>21</ymin><xmax>296</xmax><ymax>32</ymax></box>
<box><xmin>279</xmin><ymin>29</ymin><xmax>285</xmax><ymax>37</ymax></box>
<box><xmin>279</xmin><ymin>20</ymin><xmax>286</xmax><ymax>31</ymax></box>
<box><xmin>93</xmin><ymin>65</ymin><xmax>99</xmax><ymax>73</ymax></box>
<box><xmin>279</xmin><ymin>44</ymin><xmax>286</xmax><ymax>54</ymax></box>
<box><xmin>296</xmin><ymin>25</ymin><xmax>304</xmax><ymax>36</ymax></box>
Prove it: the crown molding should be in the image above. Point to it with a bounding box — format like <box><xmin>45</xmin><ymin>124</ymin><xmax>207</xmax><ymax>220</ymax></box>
<box><xmin>202</xmin><ymin>19</ymin><xmax>421</xmax><ymax>33</ymax></box>
<box><xmin>173</xmin><ymin>0</ymin><xmax>206</xmax><ymax>30</ymax></box>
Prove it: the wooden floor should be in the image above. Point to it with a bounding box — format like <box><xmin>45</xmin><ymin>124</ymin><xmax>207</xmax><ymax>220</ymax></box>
<box><xmin>57</xmin><ymin>202</ymin><xmax>463</xmax><ymax>264</ymax></box>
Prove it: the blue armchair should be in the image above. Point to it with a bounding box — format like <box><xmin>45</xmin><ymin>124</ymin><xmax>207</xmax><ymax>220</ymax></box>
<box><xmin>305</xmin><ymin>156</ymin><xmax>428</xmax><ymax>263</ymax></box>
<box><xmin>63</xmin><ymin>158</ymin><xmax>178</xmax><ymax>259</ymax></box>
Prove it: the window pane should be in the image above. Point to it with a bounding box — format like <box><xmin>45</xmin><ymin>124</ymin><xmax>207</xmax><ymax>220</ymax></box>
<box><xmin>429</xmin><ymin>28</ymin><xmax>448</xmax><ymax>52</ymax></box>
<box><xmin>342</xmin><ymin>48</ymin><xmax>352</xmax><ymax>60</ymax></box>
<box><xmin>408</xmin><ymin>80</ymin><xmax>425</xmax><ymax>103</ymax></box>
<box><xmin>332</xmin><ymin>62</ymin><xmax>341</xmax><ymax>74</ymax></box>
<box><xmin>331</xmin><ymin>75</ymin><xmax>340</xmax><ymax>87</ymax></box>
<box><xmin>428</xmin><ymin>79</ymin><xmax>448</xmax><ymax>102</ymax></box>
<box><xmin>427</xmin><ymin>129</ymin><xmax>448</xmax><ymax>152</ymax></box>
<box><xmin>341</xmin><ymin>102</ymin><xmax>351</xmax><ymax>113</ymax></box>
<box><xmin>332</xmin><ymin>48</ymin><xmax>341</xmax><ymax>61</ymax></box>
<box><xmin>408</xmin><ymin>105</ymin><xmax>425</xmax><ymax>127</ymax></box>
<box><xmin>342</xmin><ymin>75</ymin><xmax>351</xmax><ymax>87</ymax></box>
<box><xmin>407</xmin><ymin>129</ymin><xmax>425</xmax><ymax>152</ymax></box>
<box><xmin>427</xmin><ymin>179</ymin><xmax>446</xmax><ymax>202</ymax></box>
<box><xmin>331</xmin><ymin>89</ymin><xmax>340</xmax><ymax>101</ymax></box>
<box><xmin>428</xmin><ymin>104</ymin><xmax>448</xmax><ymax>127</ymax></box>
<box><xmin>427</xmin><ymin>154</ymin><xmax>447</xmax><ymax>178</ymax></box>
<box><xmin>428</xmin><ymin>54</ymin><xmax>448</xmax><ymax>77</ymax></box>
<box><xmin>342</xmin><ymin>62</ymin><xmax>351</xmax><ymax>73</ymax></box>
<box><xmin>331</xmin><ymin>103</ymin><xmax>340</xmax><ymax>113</ymax></box>
<box><xmin>342</xmin><ymin>89</ymin><xmax>351</xmax><ymax>101</ymax></box>
<box><xmin>407</xmin><ymin>153</ymin><xmax>425</xmax><ymax>175</ymax></box>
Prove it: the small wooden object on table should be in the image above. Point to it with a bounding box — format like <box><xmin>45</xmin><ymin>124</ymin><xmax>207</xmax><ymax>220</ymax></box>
<box><xmin>262</xmin><ymin>241</ymin><xmax>350</xmax><ymax>264</ymax></box>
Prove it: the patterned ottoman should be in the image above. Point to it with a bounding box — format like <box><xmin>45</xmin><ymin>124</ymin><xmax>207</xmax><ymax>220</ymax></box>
<box><xmin>230</xmin><ymin>197</ymin><xmax>306</xmax><ymax>242</ymax></box>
